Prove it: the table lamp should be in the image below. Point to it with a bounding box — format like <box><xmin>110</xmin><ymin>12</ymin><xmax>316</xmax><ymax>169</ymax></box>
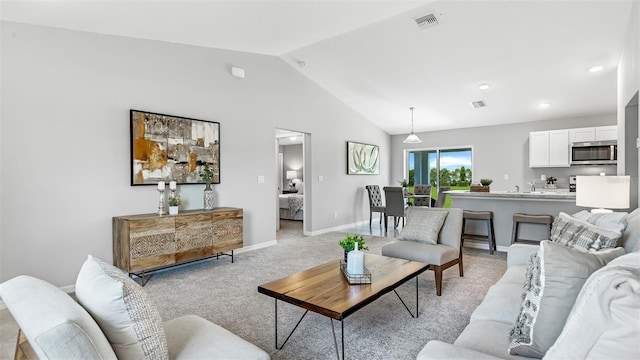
<box><xmin>286</xmin><ymin>170</ymin><xmax>297</xmax><ymax>190</ymax></box>
<box><xmin>576</xmin><ymin>175</ymin><xmax>630</xmax><ymax>213</ymax></box>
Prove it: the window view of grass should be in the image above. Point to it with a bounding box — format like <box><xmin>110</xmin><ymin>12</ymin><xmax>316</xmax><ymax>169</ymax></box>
<box><xmin>408</xmin><ymin>148</ymin><xmax>472</xmax><ymax>207</ymax></box>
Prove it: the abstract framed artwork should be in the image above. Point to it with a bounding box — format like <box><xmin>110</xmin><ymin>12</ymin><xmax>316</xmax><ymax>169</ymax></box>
<box><xmin>347</xmin><ymin>141</ymin><xmax>380</xmax><ymax>175</ymax></box>
<box><xmin>130</xmin><ymin>110</ymin><xmax>220</xmax><ymax>186</ymax></box>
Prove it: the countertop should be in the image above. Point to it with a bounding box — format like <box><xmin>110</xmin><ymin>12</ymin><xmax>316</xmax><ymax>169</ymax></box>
<box><xmin>445</xmin><ymin>190</ymin><xmax>576</xmax><ymax>200</ymax></box>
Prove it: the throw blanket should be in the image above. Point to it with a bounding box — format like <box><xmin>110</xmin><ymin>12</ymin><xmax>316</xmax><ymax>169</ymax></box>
<box><xmin>288</xmin><ymin>195</ymin><xmax>304</xmax><ymax>217</ymax></box>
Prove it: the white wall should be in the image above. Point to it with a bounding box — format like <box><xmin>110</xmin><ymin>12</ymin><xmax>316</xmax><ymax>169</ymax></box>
<box><xmin>390</xmin><ymin>113</ymin><xmax>618</xmax><ymax>191</ymax></box>
<box><xmin>0</xmin><ymin>22</ymin><xmax>390</xmax><ymax>286</ymax></box>
<box><xmin>617</xmin><ymin>0</ymin><xmax>640</xmax><ymax>206</ymax></box>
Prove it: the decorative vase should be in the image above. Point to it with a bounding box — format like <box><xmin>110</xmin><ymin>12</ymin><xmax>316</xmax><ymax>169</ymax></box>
<box><xmin>203</xmin><ymin>183</ymin><xmax>214</xmax><ymax>210</ymax></box>
<box><xmin>169</xmin><ymin>206</ymin><xmax>179</xmax><ymax>215</ymax></box>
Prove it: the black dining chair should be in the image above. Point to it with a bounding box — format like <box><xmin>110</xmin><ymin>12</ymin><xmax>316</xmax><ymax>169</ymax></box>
<box><xmin>383</xmin><ymin>186</ymin><xmax>407</xmax><ymax>231</ymax></box>
<box><xmin>433</xmin><ymin>186</ymin><xmax>450</xmax><ymax>208</ymax></box>
<box><xmin>413</xmin><ymin>184</ymin><xmax>432</xmax><ymax>206</ymax></box>
<box><xmin>365</xmin><ymin>185</ymin><xmax>386</xmax><ymax>227</ymax></box>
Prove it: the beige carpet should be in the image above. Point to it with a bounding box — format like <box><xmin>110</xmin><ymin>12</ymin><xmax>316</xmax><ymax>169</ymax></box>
<box><xmin>144</xmin><ymin>232</ymin><xmax>508</xmax><ymax>359</ymax></box>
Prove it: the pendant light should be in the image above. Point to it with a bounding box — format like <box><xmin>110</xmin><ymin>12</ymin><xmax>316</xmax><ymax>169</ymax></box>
<box><xmin>403</xmin><ymin>106</ymin><xmax>422</xmax><ymax>143</ymax></box>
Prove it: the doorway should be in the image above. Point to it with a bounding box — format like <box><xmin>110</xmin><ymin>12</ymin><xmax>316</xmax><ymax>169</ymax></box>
<box><xmin>275</xmin><ymin>129</ymin><xmax>309</xmax><ymax>236</ymax></box>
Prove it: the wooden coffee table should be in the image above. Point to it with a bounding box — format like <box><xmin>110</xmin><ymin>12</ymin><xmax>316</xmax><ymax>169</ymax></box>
<box><xmin>258</xmin><ymin>254</ymin><xmax>429</xmax><ymax>359</ymax></box>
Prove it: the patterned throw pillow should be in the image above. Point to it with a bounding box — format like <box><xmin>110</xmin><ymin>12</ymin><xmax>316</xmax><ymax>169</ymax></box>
<box><xmin>508</xmin><ymin>241</ymin><xmax>625</xmax><ymax>358</ymax></box>
<box><xmin>550</xmin><ymin>212</ymin><xmax>622</xmax><ymax>252</ymax></box>
<box><xmin>398</xmin><ymin>208</ymin><xmax>448</xmax><ymax>245</ymax></box>
<box><xmin>549</xmin><ymin>215</ymin><xmax>584</xmax><ymax>247</ymax></box>
<box><xmin>75</xmin><ymin>255</ymin><xmax>169</xmax><ymax>360</ymax></box>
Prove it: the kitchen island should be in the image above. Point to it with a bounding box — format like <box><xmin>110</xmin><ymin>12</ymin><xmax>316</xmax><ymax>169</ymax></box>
<box><xmin>446</xmin><ymin>190</ymin><xmax>585</xmax><ymax>251</ymax></box>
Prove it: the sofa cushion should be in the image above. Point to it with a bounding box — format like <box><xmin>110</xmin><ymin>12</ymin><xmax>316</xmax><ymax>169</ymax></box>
<box><xmin>398</xmin><ymin>207</ymin><xmax>448</xmax><ymax>244</ymax></box>
<box><xmin>470</xmin><ymin>282</ymin><xmax>524</xmax><ymax>324</ymax></box>
<box><xmin>381</xmin><ymin>241</ymin><xmax>458</xmax><ymax>266</ymax></box>
<box><xmin>508</xmin><ymin>241</ymin><xmax>625</xmax><ymax>358</ymax></box>
<box><xmin>545</xmin><ymin>252</ymin><xmax>640</xmax><ymax>359</ymax></box>
<box><xmin>455</xmin><ymin>320</ymin><xmax>530</xmax><ymax>360</ymax></box>
<box><xmin>164</xmin><ymin>315</ymin><xmax>270</xmax><ymax>360</ymax></box>
<box><xmin>75</xmin><ymin>255</ymin><xmax>169</xmax><ymax>360</ymax></box>
<box><xmin>550</xmin><ymin>212</ymin><xmax>622</xmax><ymax>252</ymax></box>
<box><xmin>0</xmin><ymin>275</ymin><xmax>117</xmax><ymax>360</ymax></box>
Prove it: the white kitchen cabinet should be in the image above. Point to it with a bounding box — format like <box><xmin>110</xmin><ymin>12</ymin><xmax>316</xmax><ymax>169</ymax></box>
<box><xmin>569</xmin><ymin>125</ymin><xmax>617</xmax><ymax>143</ymax></box>
<box><xmin>569</xmin><ymin>127</ymin><xmax>595</xmax><ymax>142</ymax></box>
<box><xmin>595</xmin><ymin>125</ymin><xmax>618</xmax><ymax>141</ymax></box>
<box><xmin>529</xmin><ymin>130</ymin><xmax>569</xmax><ymax>168</ymax></box>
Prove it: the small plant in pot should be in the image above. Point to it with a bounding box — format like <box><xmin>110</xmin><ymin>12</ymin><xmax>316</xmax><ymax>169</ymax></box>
<box><xmin>339</xmin><ymin>234</ymin><xmax>369</xmax><ymax>261</ymax></box>
<box><xmin>168</xmin><ymin>196</ymin><xmax>181</xmax><ymax>214</ymax></box>
<box><xmin>480</xmin><ymin>178</ymin><xmax>493</xmax><ymax>186</ymax></box>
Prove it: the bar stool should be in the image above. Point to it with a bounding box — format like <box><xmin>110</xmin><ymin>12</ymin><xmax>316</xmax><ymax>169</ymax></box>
<box><xmin>511</xmin><ymin>213</ymin><xmax>554</xmax><ymax>244</ymax></box>
<box><xmin>461</xmin><ymin>210</ymin><xmax>496</xmax><ymax>255</ymax></box>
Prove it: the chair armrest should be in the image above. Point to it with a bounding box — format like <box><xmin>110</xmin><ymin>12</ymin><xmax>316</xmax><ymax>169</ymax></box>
<box><xmin>506</xmin><ymin>243</ymin><xmax>539</xmax><ymax>267</ymax></box>
<box><xmin>0</xmin><ymin>275</ymin><xmax>116</xmax><ymax>359</ymax></box>
<box><xmin>417</xmin><ymin>341</ymin><xmax>505</xmax><ymax>360</ymax></box>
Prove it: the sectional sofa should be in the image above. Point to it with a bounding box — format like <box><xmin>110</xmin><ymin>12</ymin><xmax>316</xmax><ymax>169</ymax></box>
<box><xmin>418</xmin><ymin>208</ymin><xmax>640</xmax><ymax>359</ymax></box>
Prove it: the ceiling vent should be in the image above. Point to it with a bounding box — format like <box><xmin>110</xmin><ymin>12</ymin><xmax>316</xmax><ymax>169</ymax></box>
<box><xmin>414</xmin><ymin>13</ymin><xmax>439</xmax><ymax>30</ymax></box>
<box><xmin>471</xmin><ymin>101</ymin><xmax>487</xmax><ymax>109</ymax></box>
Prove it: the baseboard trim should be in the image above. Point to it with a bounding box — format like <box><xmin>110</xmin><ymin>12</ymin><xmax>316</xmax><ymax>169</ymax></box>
<box><xmin>463</xmin><ymin>240</ymin><xmax>508</xmax><ymax>253</ymax></box>
<box><xmin>236</xmin><ymin>240</ymin><xmax>278</xmax><ymax>254</ymax></box>
<box><xmin>307</xmin><ymin>220</ymin><xmax>369</xmax><ymax>236</ymax></box>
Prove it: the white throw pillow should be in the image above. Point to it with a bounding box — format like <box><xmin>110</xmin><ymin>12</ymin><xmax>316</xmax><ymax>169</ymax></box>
<box><xmin>75</xmin><ymin>255</ymin><xmax>169</xmax><ymax>360</ymax></box>
<box><xmin>545</xmin><ymin>252</ymin><xmax>640</xmax><ymax>359</ymax></box>
<box><xmin>571</xmin><ymin>210</ymin><xmax>628</xmax><ymax>232</ymax></box>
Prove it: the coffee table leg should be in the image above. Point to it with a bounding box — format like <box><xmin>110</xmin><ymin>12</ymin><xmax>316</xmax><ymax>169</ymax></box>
<box><xmin>274</xmin><ymin>299</ymin><xmax>309</xmax><ymax>350</ymax></box>
<box><xmin>393</xmin><ymin>275</ymin><xmax>420</xmax><ymax>318</ymax></box>
<box><xmin>330</xmin><ymin>319</ymin><xmax>345</xmax><ymax>360</ymax></box>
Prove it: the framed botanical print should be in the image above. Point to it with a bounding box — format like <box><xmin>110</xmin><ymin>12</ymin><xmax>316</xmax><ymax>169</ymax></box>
<box><xmin>347</xmin><ymin>141</ymin><xmax>380</xmax><ymax>175</ymax></box>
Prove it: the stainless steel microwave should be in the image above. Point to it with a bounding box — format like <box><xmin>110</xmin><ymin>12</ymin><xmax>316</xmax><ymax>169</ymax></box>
<box><xmin>570</xmin><ymin>141</ymin><xmax>617</xmax><ymax>165</ymax></box>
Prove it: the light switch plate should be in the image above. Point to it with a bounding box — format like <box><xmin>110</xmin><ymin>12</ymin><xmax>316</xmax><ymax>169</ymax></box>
<box><xmin>257</xmin><ymin>176</ymin><xmax>265</xmax><ymax>184</ymax></box>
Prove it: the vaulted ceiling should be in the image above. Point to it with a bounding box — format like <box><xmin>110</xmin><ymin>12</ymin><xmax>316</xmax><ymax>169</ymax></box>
<box><xmin>2</xmin><ymin>0</ymin><xmax>634</xmax><ymax>134</ymax></box>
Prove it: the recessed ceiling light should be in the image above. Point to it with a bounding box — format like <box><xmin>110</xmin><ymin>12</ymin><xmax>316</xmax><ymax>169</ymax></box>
<box><xmin>478</xmin><ymin>84</ymin><xmax>490</xmax><ymax>90</ymax></box>
<box><xmin>588</xmin><ymin>65</ymin><xmax>604</xmax><ymax>73</ymax></box>
<box><xmin>538</xmin><ymin>103</ymin><xmax>551</xmax><ymax>109</ymax></box>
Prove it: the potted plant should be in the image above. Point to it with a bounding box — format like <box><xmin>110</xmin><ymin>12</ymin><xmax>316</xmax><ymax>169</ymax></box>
<box><xmin>397</xmin><ymin>179</ymin><xmax>410</xmax><ymax>194</ymax></box>
<box><xmin>200</xmin><ymin>164</ymin><xmax>214</xmax><ymax>189</ymax></box>
<box><xmin>339</xmin><ymin>234</ymin><xmax>369</xmax><ymax>261</ymax></box>
<box><xmin>168</xmin><ymin>196</ymin><xmax>180</xmax><ymax>215</ymax></box>
<box><xmin>199</xmin><ymin>164</ymin><xmax>215</xmax><ymax>210</ymax></box>
<box><xmin>471</xmin><ymin>178</ymin><xmax>493</xmax><ymax>192</ymax></box>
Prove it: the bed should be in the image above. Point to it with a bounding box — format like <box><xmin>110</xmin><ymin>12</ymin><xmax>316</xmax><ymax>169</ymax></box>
<box><xmin>279</xmin><ymin>193</ymin><xmax>304</xmax><ymax>220</ymax></box>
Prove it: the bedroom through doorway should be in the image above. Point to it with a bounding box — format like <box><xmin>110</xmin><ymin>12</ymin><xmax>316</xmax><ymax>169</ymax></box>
<box><xmin>275</xmin><ymin>129</ymin><xmax>308</xmax><ymax>237</ymax></box>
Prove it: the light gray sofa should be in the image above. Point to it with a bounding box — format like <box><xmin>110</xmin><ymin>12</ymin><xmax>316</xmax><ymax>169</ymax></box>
<box><xmin>0</xmin><ymin>257</ymin><xmax>270</xmax><ymax>360</ymax></box>
<box><xmin>418</xmin><ymin>208</ymin><xmax>640</xmax><ymax>360</ymax></box>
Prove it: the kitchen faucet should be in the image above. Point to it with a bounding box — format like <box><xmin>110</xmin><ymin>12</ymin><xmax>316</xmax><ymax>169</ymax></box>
<box><xmin>515</xmin><ymin>185</ymin><xmax>520</xmax><ymax>193</ymax></box>
<box><xmin>527</xmin><ymin>182</ymin><xmax>535</xmax><ymax>192</ymax></box>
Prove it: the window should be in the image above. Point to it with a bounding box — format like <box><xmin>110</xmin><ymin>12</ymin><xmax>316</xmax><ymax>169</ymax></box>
<box><xmin>407</xmin><ymin>147</ymin><xmax>473</xmax><ymax>192</ymax></box>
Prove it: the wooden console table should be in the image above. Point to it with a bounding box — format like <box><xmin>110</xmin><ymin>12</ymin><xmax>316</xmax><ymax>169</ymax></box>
<box><xmin>113</xmin><ymin>207</ymin><xmax>243</xmax><ymax>283</ymax></box>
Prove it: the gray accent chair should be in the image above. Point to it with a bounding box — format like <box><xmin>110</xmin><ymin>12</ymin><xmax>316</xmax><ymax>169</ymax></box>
<box><xmin>413</xmin><ymin>184</ymin><xmax>432</xmax><ymax>206</ymax></box>
<box><xmin>383</xmin><ymin>186</ymin><xmax>407</xmax><ymax>230</ymax></box>
<box><xmin>433</xmin><ymin>186</ymin><xmax>450</xmax><ymax>208</ymax></box>
<box><xmin>382</xmin><ymin>207</ymin><xmax>464</xmax><ymax>296</ymax></box>
<box><xmin>365</xmin><ymin>185</ymin><xmax>386</xmax><ymax>227</ymax></box>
